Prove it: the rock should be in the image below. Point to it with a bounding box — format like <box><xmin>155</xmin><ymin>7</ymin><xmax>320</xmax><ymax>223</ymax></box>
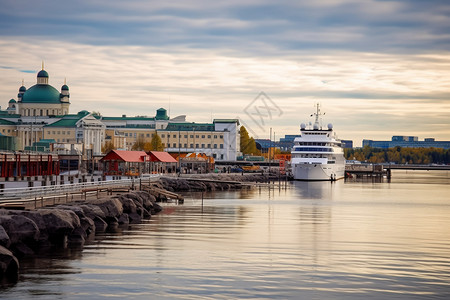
<box><xmin>117</xmin><ymin>213</ymin><xmax>129</xmax><ymax>225</ymax></box>
<box><xmin>93</xmin><ymin>216</ymin><xmax>108</xmax><ymax>232</ymax></box>
<box><xmin>119</xmin><ymin>197</ymin><xmax>138</xmax><ymax>214</ymax></box>
<box><xmin>38</xmin><ymin>209</ymin><xmax>80</xmax><ymax>245</ymax></box>
<box><xmin>0</xmin><ymin>214</ymin><xmax>40</xmax><ymax>247</ymax></box>
<box><xmin>79</xmin><ymin>204</ymin><xmax>106</xmax><ymax>220</ymax></box>
<box><xmin>128</xmin><ymin>212</ymin><xmax>142</xmax><ymax>224</ymax></box>
<box><xmin>10</xmin><ymin>241</ymin><xmax>34</xmax><ymax>258</ymax></box>
<box><xmin>87</xmin><ymin>198</ymin><xmax>123</xmax><ymax>218</ymax></box>
<box><xmin>0</xmin><ymin>245</ymin><xmax>19</xmax><ymax>282</ymax></box>
<box><xmin>0</xmin><ymin>225</ymin><xmax>10</xmax><ymax>249</ymax></box>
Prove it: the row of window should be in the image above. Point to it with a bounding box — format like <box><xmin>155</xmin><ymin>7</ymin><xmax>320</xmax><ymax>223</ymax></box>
<box><xmin>121</xmin><ymin>132</ymin><xmax>224</xmax><ymax>139</ymax></box>
<box><xmin>22</xmin><ymin>109</ymin><xmax>65</xmax><ymax>116</ymax></box>
<box><xmin>165</xmin><ymin>143</ymin><xmax>224</xmax><ymax>149</ymax></box>
<box><xmin>293</xmin><ymin>147</ymin><xmax>334</xmax><ymax>152</ymax></box>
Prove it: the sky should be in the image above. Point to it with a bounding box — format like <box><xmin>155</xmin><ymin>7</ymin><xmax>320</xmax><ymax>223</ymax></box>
<box><xmin>0</xmin><ymin>0</ymin><xmax>449</xmax><ymax>146</ymax></box>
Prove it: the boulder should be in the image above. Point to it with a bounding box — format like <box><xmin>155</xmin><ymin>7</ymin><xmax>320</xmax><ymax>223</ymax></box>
<box><xmin>0</xmin><ymin>214</ymin><xmax>40</xmax><ymax>247</ymax></box>
<box><xmin>0</xmin><ymin>225</ymin><xmax>10</xmax><ymax>248</ymax></box>
<box><xmin>87</xmin><ymin>198</ymin><xmax>123</xmax><ymax>218</ymax></box>
<box><xmin>0</xmin><ymin>245</ymin><xmax>19</xmax><ymax>282</ymax></box>
<box><xmin>117</xmin><ymin>213</ymin><xmax>129</xmax><ymax>225</ymax></box>
<box><xmin>38</xmin><ymin>209</ymin><xmax>80</xmax><ymax>245</ymax></box>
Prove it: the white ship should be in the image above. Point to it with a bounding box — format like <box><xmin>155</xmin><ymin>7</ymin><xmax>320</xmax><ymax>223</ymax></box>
<box><xmin>291</xmin><ymin>104</ymin><xmax>345</xmax><ymax>181</ymax></box>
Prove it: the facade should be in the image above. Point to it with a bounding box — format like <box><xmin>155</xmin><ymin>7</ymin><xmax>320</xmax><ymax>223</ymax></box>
<box><xmin>101</xmin><ymin>112</ymin><xmax>240</xmax><ymax>161</ymax></box>
<box><xmin>1</xmin><ymin>66</ymin><xmax>241</xmax><ymax>162</ymax></box>
<box><xmin>363</xmin><ymin>136</ymin><xmax>450</xmax><ymax>149</ymax></box>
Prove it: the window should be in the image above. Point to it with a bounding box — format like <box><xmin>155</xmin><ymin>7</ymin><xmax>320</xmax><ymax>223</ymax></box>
<box><xmin>195</xmin><ymin>144</ymin><xmax>199</xmax><ymax>148</ymax></box>
<box><xmin>140</xmin><ymin>133</ymin><xmax>144</xmax><ymax>137</ymax></box>
<box><xmin>196</xmin><ymin>135</ymin><xmax>199</xmax><ymax>138</ymax></box>
<box><xmin>190</xmin><ymin>144</ymin><xmax>194</xmax><ymax>148</ymax></box>
<box><xmin>146</xmin><ymin>134</ymin><xmax>150</xmax><ymax>137</ymax></box>
<box><xmin>184</xmin><ymin>135</ymin><xmax>188</xmax><ymax>138</ymax></box>
<box><xmin>173</xmin><ymin>134</ymin><xmax>176</xmax><ymax>138</ymax></box>
<box><xmin>201</xmin><ymin>144</ymin><xmax>205</xmax><ymax>148</ymax></box>
<box><xmin>48</xmin><ymin>131</ymin><xmax>50</xmax><ymax>135</ymax></box>
<box><xmin>202</xmin><ymin>135</ymin><xmax>205</xmax><ymax>138</ymax></box>
<box><xmin>57</xmin><ymin>131</ymin><xmax>60</xmax><ymax>134</ymax></box>
<box><xmin>207</xmin><ymin>135</ymin><xmax>211</xmax><ymax>138</ymax></box>
<box><xmin>134</xmin><ymin>133</ymin><xmax>137</xmax><ymax>138</ymax></box>
<box><xmin>184</xmin><ymin>144</ymin><xmax>187</xmax><ymax>148</ymax></box>
<box><xmin>220</xmin><ymin>154</ymin><xmax>224</xmax><ymax>159</ymax></box>
<box><xmin>207</xmin><ymin>144</ymin><xmax>211</xmax><ymax>148</ymax></box>
<box><xmin>220</xmin><ymin>144</ymin><xmax>224</xmax><ymax>149</ymax></box>
<box><xmin>190</xmin><ymin>135</ymin><xmax>194</xmax><ymax>138</ymax></box>
<box><xmin>173</xmin><ymin>143</ymin><xmax>177</xmax><ymax>147</ymax></box>
<box><xmin>214</xmin><ymin>135</ymin><xmax>217</xmax><ymax>139</ymax></box>
<box><xmin>220</xmin><ymin>135</ymin><xmax>223</xmax><ymax>138</ymax></box>
<box><xmin>162</xmin><ymin>134</ymin><xmax>165</xmax><ymax>138</ymax></box>
<box><xmin>214</xmin><ymin>144</ymin><xmax>217</xmax><ymax>148</ymax></box>
<box><xmin>125</xmin><ymin>133</ymin><xmax>128</xmax><ymax>137</ymax></box>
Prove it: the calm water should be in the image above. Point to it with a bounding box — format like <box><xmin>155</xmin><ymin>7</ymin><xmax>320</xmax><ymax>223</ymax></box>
<box><xmin>1</xmin><ymin>170</ymin><xmax>450</xmax><ymax>299</ymax></box>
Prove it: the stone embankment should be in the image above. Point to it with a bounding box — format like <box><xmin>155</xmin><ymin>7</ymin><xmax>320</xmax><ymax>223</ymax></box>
<box><xmin>0</xmin><ymin>191</ymin><xmax>162</xmax><ymax>283</ymax></box>
<box><xmin>159</xmin><ymin>173</ymin><xmax>275</xmax><ymax>193</ymax></box>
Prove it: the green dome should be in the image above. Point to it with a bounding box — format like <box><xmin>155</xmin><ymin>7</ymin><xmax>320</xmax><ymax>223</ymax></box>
<box><xmin>21</xmin><ymin>84</ymin><xmax>61</xmax><ymax>104</ymax></box>
<box><xmin>61</xmin><ymin>84</ymin><xmax>69</xmax><ymax>91</ymax></box>
<box><xmin>9</xmin><ymin>99</ymin><xmax>16</xmax><ymax>103</ymax></box>
<box><xmin>19</xmin><ymin>86</ymin><xmax>26</xmax><ymax>92</ymax></box>
<box><xmin>37</xmin><ymin>70</ymin><xmax>49</xmax><ymax>78</ymax></box>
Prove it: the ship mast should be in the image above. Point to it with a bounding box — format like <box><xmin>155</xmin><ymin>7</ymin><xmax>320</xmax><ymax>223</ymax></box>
<box><xmin>312</xmin><ymin>103</ymin><xmax>323</xmax><ymax>129</ymax></box>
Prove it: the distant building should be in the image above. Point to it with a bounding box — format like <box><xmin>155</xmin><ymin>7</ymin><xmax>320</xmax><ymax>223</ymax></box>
<box><xmin>1</xmin><ymin>66</ymin><xmax>241</xmax><ymax>161</ymax></box>
<box><xmin>363</xmin><ymin>136</ymin><xmax>450</xmax><ymax>149</ymax></box>
<box><xmin>341</xmin><ymin>140</ymin><xmax>353</xmax><ymax>149</ymax></box>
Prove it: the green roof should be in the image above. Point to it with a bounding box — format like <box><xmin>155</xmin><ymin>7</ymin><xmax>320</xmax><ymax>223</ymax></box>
<box><xmin>101</xmin><ymin>116</ymin><xmax>156</xmax><ymax>121</ymax></box>
<box><xmin>213</xmin><ymin>119</ymin><xmax>240</xmax><ymax>124</ymax></box>
<box><xmin>164</xmin><ymin>122</ymin><xmax>215</xmax><ymax>131</ymax></box>
<box><xmin>37</xmin><ymin>70</ymin><xmax>49</xmax><ymax>78</ymax></box>
<box><xmin>0</xmin><ymin>119</ymin><xmax>17</xmax><ymax>125</ymax></box>
<box><xmin>45</xmin><ymin>114</ymin><xmax>84</xmax><ymax>127</ymax></box>
<box><xmin>21</xmin><ymin>84</ymin><xmax>61</xmax><ymax>104</ymax></box>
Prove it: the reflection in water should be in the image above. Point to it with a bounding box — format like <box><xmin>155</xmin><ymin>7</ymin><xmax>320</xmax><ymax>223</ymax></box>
<box><xmin>2</xmin><ymin>171</ymin><xmax>450</xmax><ymax>299</ymax></box>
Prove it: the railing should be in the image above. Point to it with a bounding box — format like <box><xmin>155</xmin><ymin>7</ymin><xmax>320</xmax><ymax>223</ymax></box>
<box><xmin>0</xmin><ymin>174</ymin><xmax>160</xmax><ymax>200</ymax></box>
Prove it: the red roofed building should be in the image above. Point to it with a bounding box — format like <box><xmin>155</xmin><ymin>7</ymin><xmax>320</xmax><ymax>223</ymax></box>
<box><xmin>101</xmin><ymin>150</ymin><xmax>149</xmax><ymax>176</ymax></box>
<box><xmin>148</xmin><ymin>151</ymin><xmax>177</xmax><ymax>174</ymax></box>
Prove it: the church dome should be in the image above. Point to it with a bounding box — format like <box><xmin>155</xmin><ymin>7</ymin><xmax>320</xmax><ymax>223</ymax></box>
<box><xmin>21</xmin><ymin>84</ymin><xmax>61</xmax><ymax>103</ymax></box>
<box><xmin>61</xmin><ymin>84</ymin><xmax>69</xmax><ymax>91</ymax></box>
<box><xmin>9</xmin><ymin>99</ymin><xmax>16</xmax><ymax>103</ymax></box>
<box><xmin>37</xmin><ymin>70</ymin><xmax>49</xmax><ymax>78</ymax></box>
<box><xmin>19</xmin><ymin>86</ymin><xmax>26</xmax><ymax>92</ymax></box>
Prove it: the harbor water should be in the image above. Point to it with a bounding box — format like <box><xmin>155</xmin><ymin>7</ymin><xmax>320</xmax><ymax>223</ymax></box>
<box><xmin>1</xmin><ymin>170</ymin><xmax>450</xmax><ymax>299</ymax></box>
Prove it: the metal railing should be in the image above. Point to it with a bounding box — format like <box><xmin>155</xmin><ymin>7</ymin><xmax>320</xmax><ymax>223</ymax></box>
<box><xmin>0</xmin><ymin>174</ymin><xmax>160</xmax><ymax>201</ymax></box>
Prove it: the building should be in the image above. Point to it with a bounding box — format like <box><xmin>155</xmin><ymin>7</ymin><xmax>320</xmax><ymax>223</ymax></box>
<box><xmin>100</xmin><ymin>111</ymin><xmax>240</xmax><ymax>161</ymax></box>
<box><xmin>1</xmin><ymin>66</ymin><xmax>241</xmax><ymax>162</ymax></box>
<box><xmin>363</xmin><ymin>136</ymin><xmax>450</xmax><ymax>149</ymax></box>
<box><xmin>0</xmin><ymin>68</ymin><xmax>105</xmax><ymax>155</ymax></box>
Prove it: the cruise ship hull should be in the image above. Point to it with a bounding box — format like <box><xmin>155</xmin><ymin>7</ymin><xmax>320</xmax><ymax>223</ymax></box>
<box><xmin>292</xmin><ymin>163</ymin><xmax>345</xmax><ymax>181</ymax></box>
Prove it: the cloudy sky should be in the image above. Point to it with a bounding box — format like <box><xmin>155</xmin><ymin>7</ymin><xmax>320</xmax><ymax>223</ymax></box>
<box><xmin>1</xmin><ymin>0</ymin><xmax>449</xmax><ymax>145</ymax></box>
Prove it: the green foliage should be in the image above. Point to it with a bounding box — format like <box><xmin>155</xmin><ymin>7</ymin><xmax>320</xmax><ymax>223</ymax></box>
<box><xmin>345</xmin><ymin>146</ymin><xmax>450</xmax><ymax>164</ymax></box>
<box><xmin>240</xmin><ymin>126</ymin><xmax>261</xmax><ymax>155</ymax></box>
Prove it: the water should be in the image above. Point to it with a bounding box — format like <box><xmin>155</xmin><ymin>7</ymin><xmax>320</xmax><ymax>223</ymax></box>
<box><xmin>1</xmin><ymin>170</ymin><xmax>450</xmax><ymax>299</ymax></box>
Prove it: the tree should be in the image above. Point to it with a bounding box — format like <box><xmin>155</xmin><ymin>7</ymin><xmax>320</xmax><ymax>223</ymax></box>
<box><xmin>149</xmin><ymin>133</ymin><xmax>164</xmax><ymax>151</ymax></box>
<box><xmin>240</xmin><ymin>126</ymin><xmax>261</xmax><ymax>155</ymax></box>
<box><xmin>102</xmin><ymin>141</ymin><xmax>116</xmax><ymax>154</ymax></box>
<box><xmin>132</xmin><ymin>136</ymin><xmax>146</xmax><ymax>151</ymax></box>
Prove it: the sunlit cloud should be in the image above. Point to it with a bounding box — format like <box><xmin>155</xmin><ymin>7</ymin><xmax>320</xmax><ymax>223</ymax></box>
<box><xmin>0</xmin><ymin>0</ymin><xmax>449</xmax><ymax>146</ymax></box>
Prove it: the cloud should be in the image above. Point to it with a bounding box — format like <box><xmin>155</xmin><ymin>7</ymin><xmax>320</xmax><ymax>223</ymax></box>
<box><xmin>0</xmin><ymin>1</ymin><xmax>449</xmax><ymax>146</ymax></box>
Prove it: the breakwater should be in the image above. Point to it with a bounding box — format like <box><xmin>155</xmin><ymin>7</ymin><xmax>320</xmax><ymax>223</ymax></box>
<box><xmin>0</xmin><ymin>190</ymin><xmax>162</xmax><ymax>283</ymax></box>
<box><xmin>0</xmin><ymin>174</ymin><xmax>274</xmax><ymax>283</ymax></box>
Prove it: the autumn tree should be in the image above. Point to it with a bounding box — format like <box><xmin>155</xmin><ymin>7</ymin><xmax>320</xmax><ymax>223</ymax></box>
<box><xmin>240</xmin><ymin>126</ymin><xmax>260</xmax><ymax>155</ymax></box>
<box><xmin>102</xmin><ymin>141</ymin><xmax>116</xmax><ymax>154</ymax></box>
<box><xmin>150</xmin><ymin>133</ymin><xmax>164</xmax><ymax>151</ymax></box>
<box><xmin>131</xmin><ymin>136</ymin><xmax>146</xmax><ymax>151</ymax></box>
